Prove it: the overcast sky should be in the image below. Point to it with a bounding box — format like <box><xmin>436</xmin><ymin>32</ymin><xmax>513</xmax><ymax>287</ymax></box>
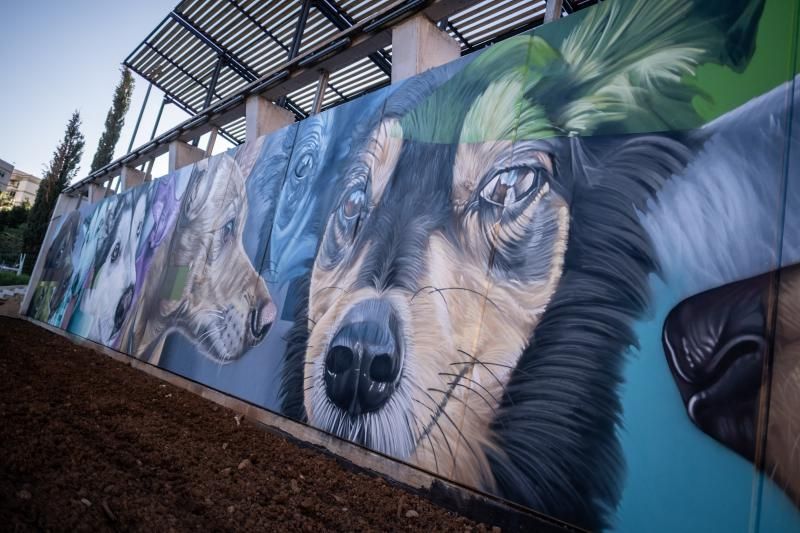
<box><xmin>0</xmin><ymin>0</ymin><xmax>235</xmax><ymax>183</ymax></box>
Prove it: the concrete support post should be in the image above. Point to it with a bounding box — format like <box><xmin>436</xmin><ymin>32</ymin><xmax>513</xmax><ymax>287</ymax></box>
<box><xmin>391</xmin><ymin>14</ymin><xmax>461</xmax><ymax>84</ymax></box>
<box><xmin>121</xmin><ymin>165</ymin><xmax>147</xmax><ymax>191</ymax></box>
<box><xmin>88</xmin><ymin>182</ymin><xmax>110</xmax><ymax>204</ymax></box>
<box><xmin>245</xmin><ymin>95</ymin><xmax>295</xmax><ymax>143</ymax></box>
<box><xmin>205</xmin><ymin>127</ymin><xmax>219</xmax><ymax>157</ymax></box>
<box><xmin>168</xmin><ymin>140</ymin><xmax>205</xmax><ymax>173</ymax></box>
<box><xmin>20</xmin><ymin>193</ymin><xmax>82</xmax><ymax>315</ymax></box>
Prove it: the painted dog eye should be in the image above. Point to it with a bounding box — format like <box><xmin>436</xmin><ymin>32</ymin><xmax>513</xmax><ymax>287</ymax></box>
<box><xmin>221</xmin><ymin>218</ymin><xmax>235</xmax><ymax>244</ymax></box>
<box><xmin>110</xmin><ymin>242</ymin><xmax>121</xmax><ymax>263</ymax></box>
<box><xmin>294</xmin><ymin>152</ymin><xmax>314</xmax><ymax>179</ymax></box>
<box><xmin>480</xmin><ymin>166</ymin><xmax>544</xmax><ymax>207</ymax></box>
<box><xmin>341</xmin><ymin>189</ymin><xmax>364</xmax><ymax>221</ymax></box>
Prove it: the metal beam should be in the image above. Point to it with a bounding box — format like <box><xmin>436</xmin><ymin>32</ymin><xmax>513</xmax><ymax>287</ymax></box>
<box><xmin>124</xmin><ymin>62</ymin><xmax>242</xmax><ymax>145</ymax></box>
<box><xmin>127</xmin><ymin>82</ymin><xmax>151</xmax><ymax>153</ymax></box>
<box><xmin>169</xmin><ymin>11</ymin><xmax>258</xmax><ymax>83</ymax></box>
<box><xmin>203</xmin><ymin>56</ymin><xmax>225</xmax><ymax>109</ymax></box>
<box><xmin>139</xmin><ymin>95</ymin><xmax>169</xmax><ymax>172</ymax></box>
<box><xmin>314</xmin><ymin>0</ymin><xmax>393</xmax><ymax>76</ymax></box>
<box><xmin>67</xmin><ymin>0</ymin><xmax>495</xmax><ymax>194</ymax></box>
<box><xmin>459</xmin><ymin>13</ymin><xmax>547</xmax><ymax>54</ymax></box>
<box><xmin>142</xmin><ymin>42</ymin><xmax>222</xmax><ymax>101</ymax></box>
<box><xmin>224</xmin><ymin>0</ymin><xmax>290</xmax><ymax>53</ymax></box>
<box><xmin>150</xmin><ymin>96</ymin><xmax>168</xmax><ymax>141</ymax></box>
<box><xmin>439</xmin><ymin>18</ymin><xmax>470</xmax><ymax>50</ymax></box>
<box><xmin>289</xmin><ymin>0</ymin><xmax>313</xmax><ymax>60</ymax></box>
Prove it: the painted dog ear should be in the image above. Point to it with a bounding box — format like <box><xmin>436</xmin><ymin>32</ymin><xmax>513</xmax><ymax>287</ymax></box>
<box><xmin>181</xmin><ymin>163</ymin><xmax>211</xmax><ymax>223</ymax></box>
<box><xmin>571</xmin><ymin>133</ymin><xmax>693</xmax><ymax>210</ymax></box>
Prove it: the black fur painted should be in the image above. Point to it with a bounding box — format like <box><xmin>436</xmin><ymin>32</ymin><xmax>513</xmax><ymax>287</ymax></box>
<box><xmin>486</xmin><ymin>133</ymin><xmax>694</xmax><ymax>530</ymax></box>
<box><xmin>278</xmin><ymin>59</ymin><xmax>703</xmax><ymax>530</ymax></box>
<box><xmin>278</xmin><ymin>66</ymin><xmax>465</xmax><ymax>419</ymax></box>
<box><xmin>280</xmin><ymin>271</ymin><xmax>311</xmax><ymax>421</ymax></box>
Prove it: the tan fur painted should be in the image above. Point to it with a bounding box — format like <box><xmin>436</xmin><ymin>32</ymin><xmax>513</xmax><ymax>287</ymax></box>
<box><xmin>366</xmin><ymin>118</ymin><xmax>404</xmax><ymax>207</ymax></box>
<box><xmin>121</xmin><ymin>154</ymin><xmax>274</xmax><ymax>365</ymax></box>
<box><xmin>766</xmin><ymin>266</ymin><xmax>800</xmax><ymax>505</ymax></box>
<box><xmin>304</xmin><ymin>119</ymin><xmax>569</xmax><ymax>490</ymax></box>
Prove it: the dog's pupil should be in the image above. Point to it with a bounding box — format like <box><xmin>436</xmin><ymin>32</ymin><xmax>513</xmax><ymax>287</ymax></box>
<box><xmin>295</xmin><ymin>153</ymin><xmax>313</xmax><ymax>178</ymax></box>
<box><xmin>492</xmin><ymin>180</ymin><xmax>510</xmax><ymax>204</ymax></box>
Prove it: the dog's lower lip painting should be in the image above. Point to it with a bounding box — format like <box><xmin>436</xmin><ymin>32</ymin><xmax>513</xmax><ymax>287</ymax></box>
<box><xmin>113</xmin><ymin>285</ymin><xmax>134</xmax><ymax>334</ymax></box>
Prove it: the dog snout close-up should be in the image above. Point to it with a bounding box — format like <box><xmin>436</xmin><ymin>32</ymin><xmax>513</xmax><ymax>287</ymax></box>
<box><xmin>324</xmin><ymin>298</ymin><xmax>403</xmax><ymax>415</ymax></box>
<box><xmin>249</xmin><ymin>296</ymin><xmax>277</xmax><ymax>344</ymax></box>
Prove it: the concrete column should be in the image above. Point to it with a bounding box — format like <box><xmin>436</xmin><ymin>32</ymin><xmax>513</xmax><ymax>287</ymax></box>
<box><xmin>245</xmin><ymin>95</ymin><xmax>295</xmax><ymax>143</ymax></box>
<box><xmin>121</xmin><ymin>165</ymin><xmax>146</xmax><ymax>191</ymax></box>
<box><xmin>168</xmin><ymin>140</ymin><xmax>205</xmax><ymax>173</ymax></box>
<box><xmin>20</xmin><ymin>193</ymin><xmax>82</xmax><ymax>315</ymax></box>
<box><xmin>88</xmin><ymin>182</ymin><xmax>111</xmax><ymax>204</ymax></box>
<box><xmin>391</xmin><ymin>14</ymin><xmax>461</xmax><ymax>84</ymax></box>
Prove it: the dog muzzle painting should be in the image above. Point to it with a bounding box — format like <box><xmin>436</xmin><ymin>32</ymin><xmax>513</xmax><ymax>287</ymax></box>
<box><xmin>26</xmin><ymin>0</ymin><xmax>800</xmax><ymax>530</ymax></box>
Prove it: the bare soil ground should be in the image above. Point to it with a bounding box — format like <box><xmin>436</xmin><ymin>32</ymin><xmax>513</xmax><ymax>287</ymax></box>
<box><xmin>0</xmin><ymin>317</ymin><xmax>488</xmax><ymax>532</ymax></box>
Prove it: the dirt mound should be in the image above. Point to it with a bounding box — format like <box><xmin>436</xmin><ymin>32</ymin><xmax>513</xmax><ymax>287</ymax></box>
<box><xmin>0</xmin><ymin>317</ymin><xmax>487</xmax><ymax>532</ymax></box>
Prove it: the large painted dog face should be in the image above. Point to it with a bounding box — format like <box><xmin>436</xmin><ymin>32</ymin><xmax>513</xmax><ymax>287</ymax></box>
<box><xmin>303</xmin><ymin>108</ymin><xmax>570</xmax><ymax>486</ymax></box>
<box><xmin>158</xmin><ymin>154</ymin><xmax>276</xmax><ymax>364</ymax></box>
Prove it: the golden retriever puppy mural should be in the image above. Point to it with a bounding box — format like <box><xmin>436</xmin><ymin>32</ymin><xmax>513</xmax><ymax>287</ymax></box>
<box><xmin>122</xmin><ymin>153</ymin><xmax>276</xmax><ymax>365</ymax></box>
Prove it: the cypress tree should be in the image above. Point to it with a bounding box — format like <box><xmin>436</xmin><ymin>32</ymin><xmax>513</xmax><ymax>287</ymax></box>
<box><xmin>90</xmin><ymin>67</ymin><xmax>135</xmax><ymax>172</ymax></box>
<box><xmin>23</xmin><ymin>111</ymin><xmax>85</xmax><ymax>259</ymax></box>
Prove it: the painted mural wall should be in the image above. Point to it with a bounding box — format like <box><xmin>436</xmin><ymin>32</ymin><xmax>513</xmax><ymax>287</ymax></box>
<box><xmin>25</xmin><ymin>0</ymin><xmax>800</xmax><ymax>530</ymax></box>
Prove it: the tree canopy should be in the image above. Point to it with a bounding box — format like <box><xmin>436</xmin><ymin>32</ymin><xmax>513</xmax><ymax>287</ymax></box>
<box><xmin>90</xmin><ymin>68</ymin><xmax>135</xmax><ymax>173</ymax></box>
<box><xmin>23</xmin><ymin>111</ymin><xmax>85</xmax><ymax>259</ymax></box>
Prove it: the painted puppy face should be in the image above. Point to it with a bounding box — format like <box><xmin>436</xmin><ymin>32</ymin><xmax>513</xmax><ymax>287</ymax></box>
<box><xmin>162</xmin><ymin>154</ymin><xmax>277</xmax><ymax>364</ymax></box>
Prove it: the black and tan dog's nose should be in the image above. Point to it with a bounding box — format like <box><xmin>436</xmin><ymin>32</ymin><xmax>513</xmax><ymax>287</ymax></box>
<box><xmin>324</xmin><ymin>299</ymin><xmax>402</xmax><ymax>415</ymax></box>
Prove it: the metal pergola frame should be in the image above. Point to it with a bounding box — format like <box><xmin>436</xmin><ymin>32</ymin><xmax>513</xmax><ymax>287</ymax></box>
<box><xmin>66</xmin><ymin>0</ymin><xmax>599</xmax><ymax>194</ymax></box>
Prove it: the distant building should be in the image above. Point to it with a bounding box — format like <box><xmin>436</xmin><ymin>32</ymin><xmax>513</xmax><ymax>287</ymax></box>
<box><xmin>0</xmin><ymin>158</ymin><xmax>12</xmax><ymax>191</ymax></box>
<box><xmin>4</xmin><ymin>169</ymin><xmax>42</xmax><ymax>207</ymax></box>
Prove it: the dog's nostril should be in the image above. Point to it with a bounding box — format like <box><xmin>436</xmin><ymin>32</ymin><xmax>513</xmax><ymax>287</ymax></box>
<box><xmin>326</xmin><ymin>346</ymin><xmax>354</xmax><ymax>374</ymax></box>
<box><xmin>369</xmin><ymin>353</ymin><xmax>396</xmax><ymax>383</ymax></box>
<box><xmin>250</xmin><ymin>300</ymin><xmax>276</xmax><ymax>342</ymax></box>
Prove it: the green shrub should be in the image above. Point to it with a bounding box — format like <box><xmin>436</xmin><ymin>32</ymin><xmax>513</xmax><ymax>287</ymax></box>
<box><xmin>0</xmin><ymin>271</ymin><xmax>29</xmax><ymax>286</ymax></box>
